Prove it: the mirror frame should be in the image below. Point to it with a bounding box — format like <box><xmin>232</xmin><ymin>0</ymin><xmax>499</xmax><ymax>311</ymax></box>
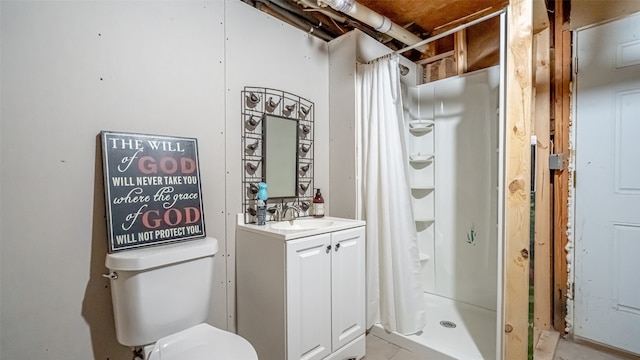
<box><xmin>241</xmin><ymin>87</ymin><xmax>314</xmax><ymax>224</ymax></box>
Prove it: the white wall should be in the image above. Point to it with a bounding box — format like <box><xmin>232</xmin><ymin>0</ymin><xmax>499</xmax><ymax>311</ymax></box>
<box><xmin>0</xmin><ymin>1</ymin><xmax>329</xmax><ymax>359</ymax></box>
<box><xmin>223</xmin><ymin>0</ymin><xmax>329</xmax><ymax>332</ymax></box>
<box><xmin>328</xmin><ymin>31</ymin><xmax>358</xmax><ymax>219</ymax></box>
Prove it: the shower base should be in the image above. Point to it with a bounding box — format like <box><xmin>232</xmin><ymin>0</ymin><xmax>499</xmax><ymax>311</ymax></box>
<box><xmin>369</xmin><ymin>292</ymin><xmax>497</xmax><ymax>360</ymax></box>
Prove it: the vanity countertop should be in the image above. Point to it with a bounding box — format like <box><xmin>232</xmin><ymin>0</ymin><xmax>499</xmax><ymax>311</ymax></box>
<box><xmin>236</xmin><ymin>215</ymin><xmax>365</xmax><ymax>241</ymax></box>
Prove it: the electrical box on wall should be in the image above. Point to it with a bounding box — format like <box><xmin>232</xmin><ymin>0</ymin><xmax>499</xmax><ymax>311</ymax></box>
<box><xmin>549</xmin><ymin>153</ymin><xmax>565</xmax><ymax>170</ymax></box>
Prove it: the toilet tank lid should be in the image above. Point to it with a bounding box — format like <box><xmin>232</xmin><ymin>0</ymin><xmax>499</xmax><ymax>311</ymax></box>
<box><xmin>105</xmin><ymin>237</ymin><xmax>218</xmax><ymax>271</ymax></box>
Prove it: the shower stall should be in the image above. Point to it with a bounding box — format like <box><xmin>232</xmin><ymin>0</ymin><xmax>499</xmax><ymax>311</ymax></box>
<box><xmin>328</xmin><ymin>13</ymin><xmax>505</xmax><ymax>359</ymax></box>
<box><xmin>368</xmin><ymin>65</ymin><xmax>502</xmax><ymax>360</ymax></box>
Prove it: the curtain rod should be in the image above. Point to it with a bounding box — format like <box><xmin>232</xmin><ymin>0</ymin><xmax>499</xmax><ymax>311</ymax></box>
<box><xmin>393</xmin><ymin>8</ymin><xmax>506</xmax><ymax>55</ymax></box>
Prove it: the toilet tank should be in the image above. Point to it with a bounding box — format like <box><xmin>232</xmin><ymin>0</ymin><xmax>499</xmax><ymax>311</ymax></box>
<box><xmin>105</xmin><ymin>237</ymin><xmax>219</xmax><ymax>347</ymax></box>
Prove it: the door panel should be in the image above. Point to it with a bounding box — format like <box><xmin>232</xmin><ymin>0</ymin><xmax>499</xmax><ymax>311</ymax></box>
<box><xmin>612</xmin><ymin>224</ymin><xmax>640</xmax><ymax>315</ymax></box>
<box><xmin>574</xmin><ymin>12</ymin><xmax>640</xmax><ymax>355</ymax></box>
<box><xmin>286</xmin><ymin>234</ymin><xmax>332</xmax><ymax>360</ymax></box>
<box><xmin>331</xmin><ymin>227</ymin><xmax>366</xmax><ymax>351</ymax></box>
<box><xmin>615</xmin><ymin>90</ymin><xmax>640</xmax><ymax>193</ymax></box>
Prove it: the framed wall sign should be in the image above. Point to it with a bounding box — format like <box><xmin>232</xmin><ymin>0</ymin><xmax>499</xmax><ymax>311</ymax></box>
<box><xmin>101</xmin><ymin>131</ymin><xmax>206</xmax><ymax>252</ymax></box>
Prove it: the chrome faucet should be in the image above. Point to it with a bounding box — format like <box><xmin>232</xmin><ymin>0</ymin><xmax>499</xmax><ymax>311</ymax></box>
<box><xmin>269</xmin><ymin>206</ymin><xmax>283</xmax><ymax>222</ymax></box>
<box><xmin>282</xmin><ymin>205</ymin><xmax>302</xmax><ymax>221</ymax></box>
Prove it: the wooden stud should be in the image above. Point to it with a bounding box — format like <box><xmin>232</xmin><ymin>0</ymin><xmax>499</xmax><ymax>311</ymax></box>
<box><xmin>552</xmin><ymin>0</ymin><xmax>571</xmax><ymax>334</ymax></box>
<box><xmin>533</xmin><ymin>27</ymin><xmax>553</xmax><ymax>341</ymax></box>
<box><xmin>416</xmin><ymin>50</ymin><xmax>455</xmax><ymax>65</ymax></box>
<box><xmin>437</xmin><ymin>58</ymin><xmax>449</xmax><ymax>80</ymax></box>
<box><xmin>454</xmin><ymin>29</ymin><xmax>467</xmax><ymax>74</ymax></box>
<box><xmin>533</xmin><ymin>329</ymin><xmax>561</xmax><ymax>360</ymax></box>
<box><xmin>425</xmin><ymin>41</ymin><xmax>437</xmax><ymax>59</ymax></box>
<box><xmin>533</xmin><ymin>0</ymin><xmax>550</xmax><ymax>34</ymax></box>
<box><xmin>504</xmin><ymin>0</ymin><xmax>534</xmax><ymax>358</ymax></box>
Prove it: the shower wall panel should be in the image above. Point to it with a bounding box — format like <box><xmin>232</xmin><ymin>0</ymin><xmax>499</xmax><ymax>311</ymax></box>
<box><xmin>404</xmin><ymin>85</ymin><xmax>437</xmax><ymax>293</ymax></box>
<box><xmin>412</xmin><ymin>66</ymin><xmax>500</xmax><ymax>311</ymax></box>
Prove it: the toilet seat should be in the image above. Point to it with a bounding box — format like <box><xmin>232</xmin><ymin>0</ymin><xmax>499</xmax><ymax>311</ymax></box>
<box><xmin>147</xmin><ymin>323</ymin><xmax>258</xmax><ymax>360</ymax></box>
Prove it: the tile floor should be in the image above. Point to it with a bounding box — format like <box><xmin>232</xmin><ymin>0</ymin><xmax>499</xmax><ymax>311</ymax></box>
<box><xmin>368</xmin><ymin>292</ymin><xmax>496</xmax><ymax>359</ymax></box>
<box><xmin>554</xmin><ymin>338</ymin><xmax>633</xmax><ymax>360</ymax></box>
<box><xmin>364</xmin><ymin>334</ymin><xmax>423</xmax><ymax>360</ymax></box>
<box><xmin>365</xmin><ymin>334</ymin><xmax>633</xmax><ymax>360</ymax></box>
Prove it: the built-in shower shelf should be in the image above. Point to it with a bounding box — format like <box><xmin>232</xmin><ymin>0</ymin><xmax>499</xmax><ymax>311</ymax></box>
<box><xmin>408</xmin><ymin>120</ymin><xmax>435</xmax><ymax>134</ymax></box>
<box><xmin>409</xmin><ymin>153</ymin><xmax>434</xmax><ymax>165</ymax></box>
<box><xmin>415</xmin><ymin>217</ymin><xmax>435</xmax><ymax>223</ymax></box>
<box><xmin>418</xmin><ymin>252</ymin><xmax>431</xmax><ymax>262</ymax></box>
<box><xmin>411</xmin><ymin>185</ymin><xmax>435</xmax><ymax>191</ymax></box>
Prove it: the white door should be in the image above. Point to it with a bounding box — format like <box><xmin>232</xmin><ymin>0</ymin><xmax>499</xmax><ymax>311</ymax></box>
<box><xmin>574</xmin><ymin>12</ymin><xmax>640</xmax><ymax>355</ymax></box>
<box><xmin>286</xmin><ymin>234</ymin><xmax>332</xmax><ymax>360</ymax></box>
<box><xmin>331</xmin><ymin>227</ymin><xmax>366</xmax><ymax>351</ymax></box>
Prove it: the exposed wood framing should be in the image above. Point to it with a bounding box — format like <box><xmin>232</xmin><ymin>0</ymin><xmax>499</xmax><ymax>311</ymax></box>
<box><xmin>466</xmin><ymin>16</ymin><xmax>501</xmax><ymax>72</ymax></box>
<box><xmin>454</xmin><ymin>29</ymin><xmax>468</xmax><ymax>74</ymax></box>
<box><xmin>552</xmin><ymin>0</ymin><xmax>571</xmax><ymax>334</ymax></box>
<box><xmin>533</xmin><ymin>27</ymin><xmax>553</xmax><ymax>342</ymax></box>
<box><xmin>423</xmin><ymin>58</ymin><xmax>456</xmax><ymax>83</ymax></box>
<box><xmin>431</xmin><ymin>3</ymin><xmax>508</xmax><ymax>35</ymax></box>
<box><xmin>533</xmin><ymin>329</ymin><xmax>561</xmax><ymax>360</ymax></box>
<box><xmin>533</xmin><ymin>0</ymin><xmax>551</xmax><ymax>33</ymax></box>
<box><xmin>425</xmin><ymin>42</ymin><xmax>438</xmax><ymax>58</ymax></box>
<box><xmin>416</xmin><ymin>50</ymin><xmax>454</xmax><ymax>65</ymax></box>
<box><xmin>504</xmin><ymin>0</ymin><xmax>533</xmax><ymax>358</ymax></box>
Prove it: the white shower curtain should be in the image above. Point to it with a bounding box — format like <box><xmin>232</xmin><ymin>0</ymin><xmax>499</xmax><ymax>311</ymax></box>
<box><xmin>356</xmin><ymin>55</ymin><xmax>426</xmax><ymax>335</ymax></box>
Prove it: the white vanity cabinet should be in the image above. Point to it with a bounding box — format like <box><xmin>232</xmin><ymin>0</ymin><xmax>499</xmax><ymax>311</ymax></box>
<box><xmin>236</xmin><ymin>218</ymin><xmax>366</xmax><ymax>360</ymax></box>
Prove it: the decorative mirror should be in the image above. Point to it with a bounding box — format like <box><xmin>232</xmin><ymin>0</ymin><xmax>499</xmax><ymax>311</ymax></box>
<box><xmin>241</xmin><ymin>87</ymin><xmax>314</xmax><ymax>223</ymax></box>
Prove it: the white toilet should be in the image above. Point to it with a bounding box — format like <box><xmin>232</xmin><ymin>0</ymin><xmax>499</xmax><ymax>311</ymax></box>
<box><xmin>105</xmin><ymin>237</ymin><xmax>258</xmax><ymax>360</ymax></box>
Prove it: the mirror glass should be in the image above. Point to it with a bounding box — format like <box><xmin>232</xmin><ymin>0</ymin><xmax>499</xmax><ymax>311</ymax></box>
<box><xmin>263</xmin><ymin>114</ymin><xmax>299</xmax><ymax>198</ymax></box>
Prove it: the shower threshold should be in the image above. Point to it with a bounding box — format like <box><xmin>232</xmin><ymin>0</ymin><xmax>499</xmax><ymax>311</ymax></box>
<box><xmin>369</xmin><ymin>292</ymin><xmax>497</xmax><ymax>360</ymax></box>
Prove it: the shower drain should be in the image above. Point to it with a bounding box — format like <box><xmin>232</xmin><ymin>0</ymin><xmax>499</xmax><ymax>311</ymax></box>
<box><xmin>439</xmin><ymin>320</ymin><xmax>457</xmax><ymax>328</ymax></box>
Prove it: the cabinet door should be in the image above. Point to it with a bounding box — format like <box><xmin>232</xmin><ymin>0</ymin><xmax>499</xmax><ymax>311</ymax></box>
<box><xmin>331</xmin><ymin>227</ymin><xmax>366</xmax><ymax>351</ymax></box>
<box><xmin>286</xmin><ymin>234</ymin><xmax>332</xmax><ymax>360</ymax></box>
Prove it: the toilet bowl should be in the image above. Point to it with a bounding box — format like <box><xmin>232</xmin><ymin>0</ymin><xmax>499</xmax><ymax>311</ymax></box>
<box><xmin>105</xmin><ymin>237</ymin><xmax>257</xmax><ymax>360</ymax></box>
<box><xmin>145</xmin><ymin>324</ymin><xmax>257</xmax><ymax>360</ymax></box>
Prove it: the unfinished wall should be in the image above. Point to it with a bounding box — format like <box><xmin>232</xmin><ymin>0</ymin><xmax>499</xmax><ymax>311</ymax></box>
<box><xmin>0</xmin><ymin>1</ymin><xmax>329</xmax><ymax>359</ymax></box>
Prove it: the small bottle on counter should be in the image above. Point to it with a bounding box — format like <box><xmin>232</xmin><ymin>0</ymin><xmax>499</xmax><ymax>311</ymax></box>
<box><xmin>256</xmin><ymin>200</ymin><xmax>266</xmax><ymax>225</ymax></box>
<box><xmin>313</xmin><ymin>188</ymin><xmax>325</xmax><ymax>218</ymax></box>
<box><xmin>256</xmin><ymin>182</ymin><xmax>268</xmax><ymax>225</ymax></box>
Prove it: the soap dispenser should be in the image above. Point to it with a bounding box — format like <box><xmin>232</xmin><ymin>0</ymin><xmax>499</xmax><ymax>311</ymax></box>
<box><xmin>256</xmin><ymin>182</ymin><xmax>268</xmax><ymax>225</ymax></box>
<box><xmin>313</xmin><ymin>188</ymin><xmax>325</xmax><ymax>218</ymax></box>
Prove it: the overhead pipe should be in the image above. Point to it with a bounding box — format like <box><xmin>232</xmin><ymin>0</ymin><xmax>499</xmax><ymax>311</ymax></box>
<box><xmin>295</xmin><ymin>0</ymin><xmax>390</xmax><ymax>42</ymax></box>
<box><xmin>254</xmin><ymin>0</ymin><xmax>334</xmax><ymax>41</ymax></box>
<box><xmin>296</xmin><ymin>0</ymin><xmax>349</xmax><ymax>23</ymax></box>
<box><xmin>269</xmin><ymin>0</ymin><xmax>329</xmax><ymax>26</ymax></box>
<box><xmin>317</xmin><ymin>0</ymin><xmax>427</xmax><ymax>52</ymax></box>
